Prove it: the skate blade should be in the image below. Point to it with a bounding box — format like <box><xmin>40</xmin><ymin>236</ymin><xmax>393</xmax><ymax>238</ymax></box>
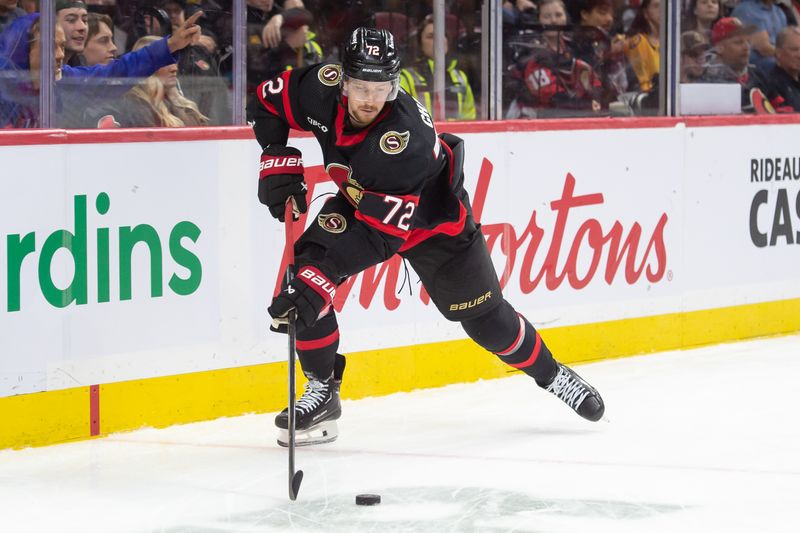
<box><xmin>277</xmin><ymin>420</ymin><xmax>339</xmax><ymax>447</ymax></box>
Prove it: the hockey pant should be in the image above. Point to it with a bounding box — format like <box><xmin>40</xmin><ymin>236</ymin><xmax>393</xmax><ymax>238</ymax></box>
<box><xmin>292</xmin><ymin>211</ymin><xmax>558</xmax><ymax>387</ymax></box>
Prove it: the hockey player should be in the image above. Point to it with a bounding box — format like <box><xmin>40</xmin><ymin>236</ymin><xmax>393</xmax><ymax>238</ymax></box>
<box><xmin>248</xmin><ymin>27</ymin><xmax>605</xmax><ymax>447</ymax></box>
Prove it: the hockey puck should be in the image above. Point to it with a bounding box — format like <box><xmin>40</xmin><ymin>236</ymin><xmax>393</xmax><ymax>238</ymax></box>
<box><xmin>355</xmin><ymin>494</ymin><xmax>381</xmax><ymax>506</ymax></box>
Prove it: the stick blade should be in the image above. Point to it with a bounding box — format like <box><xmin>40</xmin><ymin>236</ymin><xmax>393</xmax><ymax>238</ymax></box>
<box><xmin>289</xmin><ymin>470</ymin><xmax>304</xmax><ymax>500</ymax></box>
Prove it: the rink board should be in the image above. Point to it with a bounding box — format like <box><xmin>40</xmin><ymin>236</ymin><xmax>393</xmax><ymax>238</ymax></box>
<box><xmin>1</xmin><ymin>115</ymin><xmax>800</xmax><ymax>448</ymax></box>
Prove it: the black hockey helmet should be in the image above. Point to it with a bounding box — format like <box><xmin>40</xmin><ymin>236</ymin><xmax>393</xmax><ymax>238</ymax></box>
<box><xmin>341</xmin><ymin>27</ymin><xmax>401</xmax><ymax>101</ymax></box>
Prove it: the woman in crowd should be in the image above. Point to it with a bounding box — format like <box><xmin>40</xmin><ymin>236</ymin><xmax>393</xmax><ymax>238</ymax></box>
<box><xmin>92</xmin><ymin>35</ymin><xmax>208</xmax><ymax>127</ymax></box>
<box><xmin>683</xmin><ymin>0</ymin><xmax>721</xmax><ymax>38</ymax></box>
<box><xmin>399</xmin><ymin>13</ymin><xmax>476</xmax><ymax>120</ymax></box>
<box><xmin>624</xmin><ymin>0</ymin><xmax>660</xmax><ymax>92</ymax></box>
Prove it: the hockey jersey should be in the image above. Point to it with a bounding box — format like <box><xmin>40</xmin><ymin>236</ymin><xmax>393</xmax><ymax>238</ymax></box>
<box><xmin>248</xmin><ymin>62</ymin><xmax>467</xmax><ymax>279</ymax></box>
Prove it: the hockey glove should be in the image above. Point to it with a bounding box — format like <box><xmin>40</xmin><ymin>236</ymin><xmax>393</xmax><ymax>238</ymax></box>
<box><xmin>258</xmin><ymin>145</ymin><xmax>308</xmax><ymax>221</ymax></box>
<box><xmin>269</xmin><ymin>266</ymin><xmax>336</xmax><ymax>332</ymax></box>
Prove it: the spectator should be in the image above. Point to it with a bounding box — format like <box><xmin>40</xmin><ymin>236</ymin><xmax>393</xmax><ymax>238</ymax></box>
<box><xmin>502</xmin><ymin>0</ymin><xmax>538</xmax><ymax>28</ymax></box>
<box><xmin>0</xmin><ymin>17</ymin><xmax>67</xmax><ymax>127</ymax></box>
<box><xmin>699</xmin><ymin>16</ymin><xmax>773</xmax><ymax>112</ymax></box>
<box><xmin>683</xmin><ymin>0</ymin><xmax>722</xmax><ymax>38</ymax></box>
<box><xmin>758</xmin><ymin>25</ymin><xmax>800</xmax><ymax>110</ymax></box>
<box><xmin>624</xmin><ymin>0</ymin><xmax>660</xmax><ymax>93</ymax></box>
<box><xmin>89</xmin><ymin>34</ymin><xmax>209</xmax><ymax>127</ymax></box>
<box><xmin>570</xmin><ymin>0</ymin><xmax>630</xmax><ymax>106</ymax></box>
<box><xmin>505</xmin><ymin>0</ymin><xmax>601</xmax><ymax>117</ymax></box>
<box><xmin>56</xmin><ymin>0</ymin><xmax>89</xmax><ymax>66</ymax></box>
<box><xmin>83</xmin><ymin>12</ymin><xmax>116</xmax><ymax>66</ymax></box>
<box><xmin>680</xmin><ymin>30</ymin><xmax>710</xmax><ymax>82</ymax></box>
<box><xmin>731</xmin><ymin>0</ymin><xmax>789</xmax><ymax>69</ymax></box>
<box><xmin>537</xmin><ymin>0</ymin><xmax>570</xmax><ymax>53</ymax></box>
<box><xmin>261</xmin><ymin>7</ymin><xmax>321</xmax><ymax>78</ymax></box>
<box><xmin>0</xmin><ymin>0</ymin><xmax>25</xmax><ymax>34</ymax></box>
<box><xmin>0</xmin><ymin>11</ymin><xmax>201</xmax><ymax>127</ymax></box>
<box><xmin>246</xmin><ymin>0</ymin><xmax>281</xmax><ymax>87</ymax></box>
<box><xmin>261</xmin><ymin>0</ymin><xmax>306</xmax><ymax>49</ymax></box>
<box><xmin>399</xmin><ymin>14</ymin><xmax>476</xmax><ymax>121</ymax></box>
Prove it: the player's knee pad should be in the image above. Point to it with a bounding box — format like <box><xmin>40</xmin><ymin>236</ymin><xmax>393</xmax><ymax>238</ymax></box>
<box><xmin>460</xmin><ymin>299</ymin><xmax>519</xmax><ymax>353</ymax></box>
<box><xmin>418</xmin><ymin>224</ymin><xmax>503</xmax><ymax>322</ymax></box>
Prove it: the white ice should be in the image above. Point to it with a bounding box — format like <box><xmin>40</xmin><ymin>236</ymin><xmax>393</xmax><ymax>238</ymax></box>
<box><xmin>1</xmin><ymin>334</ymin><xmax>799</xmax><ymax>532</ymax></box>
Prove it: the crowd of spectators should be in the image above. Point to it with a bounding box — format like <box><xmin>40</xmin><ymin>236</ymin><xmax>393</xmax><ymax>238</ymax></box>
<box><xmin>3</xmin><ymin>0</ymin><xmax>800</xmax><ymax>129</ymax></box>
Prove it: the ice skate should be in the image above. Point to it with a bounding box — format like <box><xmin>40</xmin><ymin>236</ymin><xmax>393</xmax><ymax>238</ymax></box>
<box><xmin>276</xmin><ymin>376</ymin><xmax>341</xmax><ymax>447</ymax></box>
<box><xmin>543</xmin><ymin>363</ymin><xmax>605</xmax><ymax>421</ymax></box>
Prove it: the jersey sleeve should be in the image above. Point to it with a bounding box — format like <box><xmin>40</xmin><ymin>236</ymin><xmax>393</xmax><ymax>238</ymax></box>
<box><xmin>247</xmin><ymin>64</ymin><xmax>318</xmax><ymax>148</ymax></box>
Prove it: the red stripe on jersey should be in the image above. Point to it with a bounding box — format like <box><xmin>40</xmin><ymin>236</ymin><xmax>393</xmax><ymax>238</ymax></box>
<box><xmin>398</xmin><ymin>202</ymin><xmax>466</xmax><ymax>252</ymax></box>
<box><xmin>508</xmin><ymin>329</ymin><xmax>542</xmax><ymax>369</ymax></box>
<box><xmin>280</xmin><ymin>71</ymin><xmax>303</xmax><ymax>131</ymax></box>
<box><xmin>256</xmin><ymin>82</ymin><xmax>280</xmax><ymax>118</ymax></box>
<box><xmin>334</xmin><ymin>98</ymin><xmax>392</xmax><ymax>147</ymax></box>
<box><xmin>296</xmin><ymin>329</ymin><xmax>340</xmax><ymax>351</ymax></box>
<box><xmin>355</xmin><ymin>210</ymin><xmax>410</xmax><ymax>238</ymax></box>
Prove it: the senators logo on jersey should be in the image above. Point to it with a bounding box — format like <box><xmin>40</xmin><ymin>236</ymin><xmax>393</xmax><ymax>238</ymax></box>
<box><xmin>318</xmin><ymin>213</ymin><xmax>347</xmax><ymax>233</ymax></box>
<box><xmin>344</xmin><ymin>178</ymin><xmax>364</xmax><ymax>206</ymax></box>
<box><xmin>379</xmin><ymin>130</ymin><xmax>410</xmax><ymax>155</ymax></box>
<box><xmin>318</xmin><ymin>64</ymin><xmax>342</xmax><ymax>86</ymax></box>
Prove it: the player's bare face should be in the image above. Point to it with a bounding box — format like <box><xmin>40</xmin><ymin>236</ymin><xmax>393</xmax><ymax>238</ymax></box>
<box><xmin>345</xmin><ymin>78</ymin><xmax>393</xmax><ymax>127</ymax></box>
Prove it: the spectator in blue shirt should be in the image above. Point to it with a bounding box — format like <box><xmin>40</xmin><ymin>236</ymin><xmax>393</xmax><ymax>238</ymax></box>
<box><xmin>0</xmin><ymin>11</ymin><xmax>202</xmax><ymax>127</ymax></box>
<box><xmin>731</xmin><ymin>0</ymin><xmax>788</xmax><ymax>69</ymax></box>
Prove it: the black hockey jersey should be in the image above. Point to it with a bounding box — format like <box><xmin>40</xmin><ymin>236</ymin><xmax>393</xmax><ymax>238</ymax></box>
<box><xmin>248</xmin><ymin>62</ymin><xmax>467</xmax><ymax>279</ymax></box>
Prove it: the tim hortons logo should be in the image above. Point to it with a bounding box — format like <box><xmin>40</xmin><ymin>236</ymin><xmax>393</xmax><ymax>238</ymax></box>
<box><xmin>260</xmin><ymin>156</ymin><xmax>302</xmax><ymax>171</ymax></box>
<box><xmin>379</xmin><ymin>130</ymin><xmax>410</xmax><ymax>155</ymax></box>
<box><xmin>318</xmin><ymin>64</ymin><xmax>342</xmax><ymax>86</ymax></box>
<box><xmin>274</xmin><ymin>161</ymin><xmax>669</xmax><ymax>311</ymax></box>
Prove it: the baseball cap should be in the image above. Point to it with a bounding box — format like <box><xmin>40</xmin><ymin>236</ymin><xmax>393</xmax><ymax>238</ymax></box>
<box><xmin>681</xmin><ymin>30</ymin><xmax>708</xmax><ymax>55</ymax></box>
<box><xmin>711</xmin><ymin>17</ymin><xmax>757</xmax><ymax>45</ymax></box>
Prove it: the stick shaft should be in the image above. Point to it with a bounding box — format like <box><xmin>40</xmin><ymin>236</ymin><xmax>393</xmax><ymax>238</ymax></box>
<box><xmin>283</xmin><ymin>202</ymin><xmax>301</xmax><ymax>500</ymax></box>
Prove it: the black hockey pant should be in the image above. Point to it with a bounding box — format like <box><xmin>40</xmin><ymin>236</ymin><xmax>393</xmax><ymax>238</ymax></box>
<box><xmin>294</xmin><ymin>213</ymin><xmax>558</xmax><ymax>387</ymax></box>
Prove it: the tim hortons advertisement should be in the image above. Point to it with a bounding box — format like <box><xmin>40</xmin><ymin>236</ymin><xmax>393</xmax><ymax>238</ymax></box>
<box><xmin>0</xmin><ymin>126</ymin><xmax>693</xmax><ymax>396</ymax></box>
<box><xmin>283</xmin><ymin>128</ymin><xmax>683</xmax><ymax>356</ymax></box>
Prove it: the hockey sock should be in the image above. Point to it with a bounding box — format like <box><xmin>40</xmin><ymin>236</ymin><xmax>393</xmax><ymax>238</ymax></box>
<box><xmin>296</xmin><ymin>311</ymin><xmax>339</xmax><ymax>381</ymax></box>
<box><xmin>462</xmin><ymin>300</ymin><xmax>558</xmax><ymax>386</ymax></box>
<box><xmin>494</xmin><ymin>315</ymin><xmax>558</xmax><ymax>387</ymax></box>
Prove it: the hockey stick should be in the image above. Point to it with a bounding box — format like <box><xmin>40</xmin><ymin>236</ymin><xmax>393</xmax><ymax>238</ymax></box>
<box><xmin>283</xmin><ymin>200</ymin><xmax>304</xmax><ymax>501</ymax></box>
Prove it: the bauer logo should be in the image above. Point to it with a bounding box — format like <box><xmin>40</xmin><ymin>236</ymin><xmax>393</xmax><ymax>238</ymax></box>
<box><xmin>318</xmin><ymin>64</ymin><xmax>342</xmax><ymax>86</ymax></box>
<box><xmin>379</xmin><ymin>130</ymin><xmax>410</xmax><ymax>155</ymax></box>
<box><xmin>4</xmin><ymin>193</ymin><xmax>203</xmax><ymax>312</ymax></box>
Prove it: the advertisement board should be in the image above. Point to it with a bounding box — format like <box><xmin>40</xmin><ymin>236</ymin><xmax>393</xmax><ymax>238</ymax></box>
<box><xmin>1</xmin><ymin>119</ymin><xmax>799</xmax><ymax>449</ymax></box>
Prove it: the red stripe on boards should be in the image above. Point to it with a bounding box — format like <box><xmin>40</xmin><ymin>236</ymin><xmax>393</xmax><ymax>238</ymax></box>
<box><xmin>90</xmin><ymin>385</ymin><xmax>100</xmax><ymax>436</ymax></box>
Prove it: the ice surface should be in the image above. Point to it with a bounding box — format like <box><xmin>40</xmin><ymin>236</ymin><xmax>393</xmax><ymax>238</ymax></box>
<box><xmin>1</xmin><ymin>334</ymin><xmax>799</xmax><ymax>532</ymax></box>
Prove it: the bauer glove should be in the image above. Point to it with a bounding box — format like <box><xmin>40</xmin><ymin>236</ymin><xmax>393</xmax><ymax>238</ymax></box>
<box><xmin>269</xmin><ymin>266</ymin><xmax>336</xmax><ymax>332</ymax></box>
<box><xmin>258</xmin><ymin>145</ymin><xmax>308</xmax><ymax>221</ymax></box>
